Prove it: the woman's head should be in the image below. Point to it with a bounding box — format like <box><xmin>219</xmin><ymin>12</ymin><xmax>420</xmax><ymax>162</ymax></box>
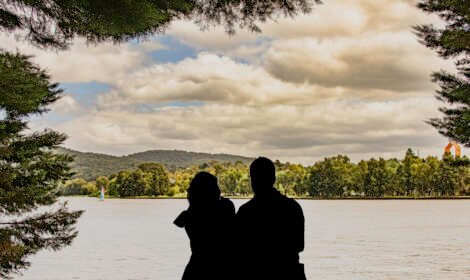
<box><xmin>187</xmin><ymin>172</ymin><xmax>220</xmax><ymax>206</ymax></box>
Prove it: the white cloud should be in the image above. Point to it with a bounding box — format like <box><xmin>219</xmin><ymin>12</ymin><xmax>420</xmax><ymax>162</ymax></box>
<box><xmin>33</xmin><ymin>96</ymin><xmax>451</xmax><ymax>164</ymax></box>
<box><xmin>50</xmin><ymin>95</ymin><xmax>82</xmax><ymax>114</ymax></box>
<box><xmin>97</xmin><ymin>53</ymin><xmax>344</xmax><ymax>108</ymax></box>
<box><xmin>1</xmin><ymin>35</ymin><xmax>150</xmax><ymax>83</ymax></box>
<box><xmin>263</xmin><ymin>32</ymin><xmax>450</xmax><ymax>92</ymax></box>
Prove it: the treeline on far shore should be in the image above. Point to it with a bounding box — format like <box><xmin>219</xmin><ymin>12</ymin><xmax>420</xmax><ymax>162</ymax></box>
<box><xmin>58</xmin><ymin>149</ymin><xmax>470</xmax><ymax>199</ymax></box>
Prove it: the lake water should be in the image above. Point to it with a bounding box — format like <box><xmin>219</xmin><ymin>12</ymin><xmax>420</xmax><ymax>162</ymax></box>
<box><xmin>15</xmin><ymin>198</ymin><xmax>470</xmax><ymax>280</ymax></box>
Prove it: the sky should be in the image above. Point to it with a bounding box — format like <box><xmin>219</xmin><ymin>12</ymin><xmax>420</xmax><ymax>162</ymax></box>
<box><xmin>2</xmin><ymin>0</ymin><xmax>467</xmax><ymax>165</ymax></box>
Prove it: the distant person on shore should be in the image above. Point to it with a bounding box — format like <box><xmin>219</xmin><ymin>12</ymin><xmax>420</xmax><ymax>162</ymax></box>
<box><xmin>174</xmin><ymin>172</ymin><xmax>235</xmax><ymax>280</ymax></box>
<box><xmin>99</xmin><ymin>185</ymin><xmax>105</xmax><ymax>201</ymax></box>
<box><xmin>236</xmin><ymin>157</ymin><xmax>306</xmax><ymax>280</ymax></box>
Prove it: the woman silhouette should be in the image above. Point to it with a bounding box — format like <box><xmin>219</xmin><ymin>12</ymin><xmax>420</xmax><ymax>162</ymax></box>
<box><xmin>174</xmin><ymin>172</ymin><xmax>235</xmax><ymax>280</ymax></box>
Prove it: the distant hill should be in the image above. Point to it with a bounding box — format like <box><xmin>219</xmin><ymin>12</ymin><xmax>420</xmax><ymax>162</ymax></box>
<box><xmin>57</xmin><ymin>148</ymin><xmax>253</xmax><ymax>180</ymax></box>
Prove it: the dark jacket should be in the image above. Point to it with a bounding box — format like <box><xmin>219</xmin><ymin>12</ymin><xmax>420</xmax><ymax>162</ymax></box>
<box><xmin>174</xmin><ymin>197</ymin><xmax>235</xmax><ymax>280</ymax></box>
<box><xmin>236</xmin><ymin>189</ymin><xmax>305</xmax><ymax>280</ymax></box>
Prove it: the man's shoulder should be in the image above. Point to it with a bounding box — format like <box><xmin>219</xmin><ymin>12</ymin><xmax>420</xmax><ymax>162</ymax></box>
<box><xmin>238</xmin><ymin>198</ymin><xmax>256</xmax><ymax>209</ymax></box>
<box><xmin>236</xmin><ymin>198</ymin><xmax>256</xmax><ymax>214</ymax></box>
<box><xmin>285</xmin><ymin>195</ymin><xmax>301</xmax><ymax>206</ymax></box>
<box><xmin>277</xmin><ymin>194</ymin><xmax>303</xmax><ymax>214</ymax></box>
<box><xmin>237</xmin><ymin>194</ymin><xmax>301</xmax><ymax>209</ymax></box>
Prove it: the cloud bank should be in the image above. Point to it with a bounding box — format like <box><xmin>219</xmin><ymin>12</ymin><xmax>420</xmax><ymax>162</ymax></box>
<box><xmin>4</xmin><ymin>0</ymin><xmax>463</xmax><ymax>164</ymax></box>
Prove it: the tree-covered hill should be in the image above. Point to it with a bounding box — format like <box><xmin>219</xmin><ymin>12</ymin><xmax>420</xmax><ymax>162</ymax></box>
<box><xmin>125</xmin><ymin>150</ymin><xmax>253</xmax><ymax>169</ymax></box>
<box><xmin>57</xmin><ymin>148</ymin><xmax>253</xmax><ymax>180</ymax></box>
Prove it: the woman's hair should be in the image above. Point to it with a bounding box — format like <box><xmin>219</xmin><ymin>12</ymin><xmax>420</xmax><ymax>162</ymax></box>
<box><xmin>187</xmin><ymin>172</ymin><xmax>221</xmax><ymax>205</ymax></box>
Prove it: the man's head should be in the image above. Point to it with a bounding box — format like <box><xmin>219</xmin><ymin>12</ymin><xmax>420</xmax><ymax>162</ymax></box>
<box><xmin>250</xmin><ymin>157</ymin><xmax>276</xmax><ymax>196</ymax></box>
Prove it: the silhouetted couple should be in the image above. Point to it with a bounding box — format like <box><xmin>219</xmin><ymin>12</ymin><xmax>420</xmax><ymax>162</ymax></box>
<box><xmin>174</xmin><ymin>157</ymin><xmax>306</xmax><ymax>280</ymax></box>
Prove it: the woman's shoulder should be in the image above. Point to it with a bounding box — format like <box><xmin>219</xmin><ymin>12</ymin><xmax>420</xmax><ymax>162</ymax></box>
<box><xmin>220</xmin><ymin>196</ymin><xmax>234</xmax><ymax>206</ymax></box>
<box><xmin>219</xmin><ymin>197</ymin><xmax>235</xmax><ymax>214</ymax></box>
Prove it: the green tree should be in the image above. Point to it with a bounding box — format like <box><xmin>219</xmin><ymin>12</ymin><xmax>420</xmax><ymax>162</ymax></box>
<box><xmin>293</xmin><ymin>165</ymin><xmax>309</xmax><ymax>196</ymax></box>
<box><xmin>115</xmin><ymin>170</ymin><xmax>130</xmax><ymax>197</ymax></box>
<box><xmin>308</xmin><ymin>160</ymin><xmax>326</xmax><ymax>197</ymax></box>
<box><xmin>96</xmin><ymin>176</ymin><xmax>109</xmax><ymax>193</ymax></box>
<box><xmin>170</xmin><ymin>168</ymin><xmax>194</xmax><ymax>194</ymax></box>
<box><xmin>308</xmin><ymin>155</ymin><xmax>352</xmax><ymax>198</ymax></box>
<box><xmin>61</xmin><ymin>178</ymin><xmax>89</xmax><ymax>196</ymax></box>
<box><xmin>455</xmin><ymin>161</ymin><xmax>470</xmax><ymax>195</ymax></box>
<box><xmin>138</xmin><ymin>163</ymin><xmax>169</xmax><ymax>196</ymax></box>
<box><xmin>354</xmin><ymin>160</ymin><xmax>368</xmax><ymax>197</ymax></box>
<box><xmin>412</xmin><ymin>157</ymin><xmax>436</xmax><ymax>196</ymax></box>
<box><xmin>414</xmin><ymin>0</ymin><xmax>470</xmax><ymax>146</ymax></box>
<box><xmin>397</xmin><ymin>149</ymin><xmax>420</xmax><ymax>196</ymax></box>
<box><xmin>433</xmin><ymin>155</ymin><xmax>458</xmax><ymax>196</ymax></box>
<box><xmin>85</xmin><ymin>181</ymin><xmax>98</xmax><ymax>196</ymax></box>
<box><xmin>167</xmin><ymin>186</ymin><xmax>179</xmax><ymax>197</ymax></box>
<box><xmin>116</xmin><ymin>169</ymin><xmax>148</xmax><ymax>197</ymax></box>
<box><xmin>384</xmin><ymin>158</ymin><xmax>400</xmax><ymax>196</ymax></box>
<box><xmin>219</xmin><ymin>168</ymin><xmax>242</xmax><ymax>195</ymax></box>
<box><xmin>0</xmin><ymin>52</ymin><xmax>82</xmax><ymax>279</ymax></box>
<box><xmin>363</xmin><ymin>158</ymin><xmax>390</xmax><ymax>198</ymax></box>
<box><xmin>107</xmin><ymin>177</ymin><xmax>118</xmax><ymax>196</ymax></box>
<box><xmin>445</xmin><ymin>156</ymin><xmax>470</xmax><ymax>194</ymax></box>
<box><xmin>423</xmin><ymin>156</ymin><xmax>441</xmax><ymax>196</ymax></box>
<box><xmin>275</xmin><ymin>170</ymin><xmax>289</xmax><ymax>195</ymax></box>
<box><xmin>275</xmin><ymin>164</ymin><xmax>307</xmax><ymax>197</ymax></box>
<box><xmin>237</xmin><ymin>173</ymin><xmax>251</xmax><ymax>196</ymax></box>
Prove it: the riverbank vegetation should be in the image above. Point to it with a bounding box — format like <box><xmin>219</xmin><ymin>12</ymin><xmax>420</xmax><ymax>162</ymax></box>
<box><xmin>59</xmin><ymin>149</ymin><xmax>470</xmax><ymax>199</ymax></box>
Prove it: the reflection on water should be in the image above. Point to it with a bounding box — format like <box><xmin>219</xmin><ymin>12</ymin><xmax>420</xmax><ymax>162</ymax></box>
<box><xmin>16</xmin><ymin>198</ymin><xmax>470</xmax><ymax>280</ymax></box>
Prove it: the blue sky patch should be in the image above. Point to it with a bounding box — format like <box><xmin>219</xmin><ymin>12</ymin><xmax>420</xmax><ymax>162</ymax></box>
<box><xmin>60</xmin><ymin>82</ymin><xmax>112</xmax><ymax>106</ymax></box>
<box><xmin>148</xmin><ymin>35</ymin><xmax>197</xmax><ymax>63</ymax></box>
<box><xmin>138</xmin><ymin>101</ymin><xmax>205</xmax><ymax>112</ymax></box>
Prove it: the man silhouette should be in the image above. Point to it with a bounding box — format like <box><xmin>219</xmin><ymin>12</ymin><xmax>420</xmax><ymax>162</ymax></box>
<box><xmin>236</xmin><ymin>157</ymin><xmax>306</xmax><ymax>280</ymax></box>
